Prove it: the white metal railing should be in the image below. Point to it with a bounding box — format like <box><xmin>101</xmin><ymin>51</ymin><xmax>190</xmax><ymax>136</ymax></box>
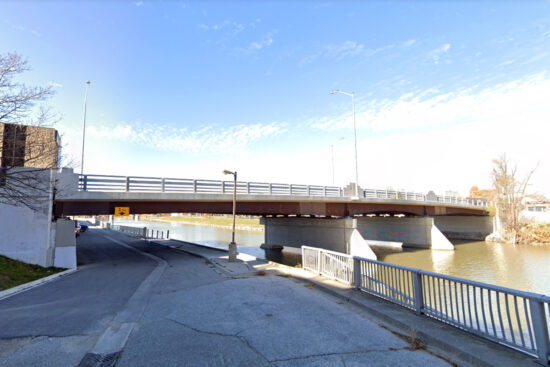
<box><xmin>106</xmin><ymin>223</ymin><xmax>170</xmax><ymax>240</ymax></box>
<box><xmin>301</xmin><ymin>246</ymin><xmax>550</xmax><ymax>364</ymax></box>
<box><xmin>302</xmin><ymin>246</ymin><xmax>354</xmax><ymax>284</ymax></box>
<box><xmin>78</xmin><ymin>174</ymin><xmax>488</xmax><ymax>208</ymax></box>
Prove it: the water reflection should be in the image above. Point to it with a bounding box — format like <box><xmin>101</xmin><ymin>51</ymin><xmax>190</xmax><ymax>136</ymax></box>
<box><xmin>376</xmin><ymin>241</ymin><xmax>550</xmax><ymax>295</ymax></box>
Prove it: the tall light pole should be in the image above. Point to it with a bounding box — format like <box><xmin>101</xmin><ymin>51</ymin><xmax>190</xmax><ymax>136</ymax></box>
<box><xmin>331</xmin><ymin>89</ymin><xmax>359</xmax><ymax>197</ymax></box>
<box><xmin>81</xmin><ymin>80</ymin><xmax>91</xmax><ymax>175</ymax></box>
<box><xmin>223</xmin><ymin>169</ymin><xmax>237</xmax><ymax>262</ymax></box>
<box><xmin>331</xmin><ymin>137</ymin><xmax>344</xmax><ymax>185</ymax></box>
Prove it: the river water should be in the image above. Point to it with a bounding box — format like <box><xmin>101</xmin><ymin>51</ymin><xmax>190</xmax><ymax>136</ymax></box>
<box><xmin>114</xmin><ymin>218</ymin><xmax>550</xmax><ymax>296</ymax></box>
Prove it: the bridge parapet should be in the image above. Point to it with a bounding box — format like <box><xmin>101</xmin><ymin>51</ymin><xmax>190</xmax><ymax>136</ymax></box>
<box><xmin>69</xmin><ymin>173</ymin><xmax>488</xmax><ymax>209</ymax></box>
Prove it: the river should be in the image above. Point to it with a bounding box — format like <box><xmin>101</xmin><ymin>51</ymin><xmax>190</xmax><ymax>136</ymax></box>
<box><xmin>114</xmin><ymin>218</ymin><xmax>550</xmax><ymax>296</ymax></box>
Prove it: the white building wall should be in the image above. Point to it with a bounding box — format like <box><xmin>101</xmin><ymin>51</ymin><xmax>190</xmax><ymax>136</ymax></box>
<box><xmin>0</xmin><ymin>168</ymin><xmax>77</xmax><ymax>268</ymax></box>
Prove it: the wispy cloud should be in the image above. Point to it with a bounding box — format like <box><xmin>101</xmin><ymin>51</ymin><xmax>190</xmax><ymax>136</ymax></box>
<box><xmin>198</xmin><ymin>18</ymin><xmax>260</xmax><ymax>35</ymax></box>
<box><xmin>135</xmin><ymin>1</ymin><xmax>144</xmax><ymax>7</ymax></box>
<box><xmin>428</xmin><ymin>43</ymin><xmax>451</xmax><ymax>64</ymax></box>
<box><xmin>299</xmin><ymin>41</ymin><xmax>399</xmax><ymax>67</ymax></box>
<box><xmin>48</xmin><ymin>81</ymin><xmax>63</xmax><ymax>88</ymax></box>
<box><xmin>86</xmin><ymin>121</ymin><xmax>287</xmax><ymax>155</ymax></box>
<box><xmin>310</xmin><ymin>72</ymin><xmax>550</xmax><ymax>133</ymax></box>
<box><xmin>248</xmin><ymin>30</ymin><xmax>277</xmax><ymax>51</ymax></box>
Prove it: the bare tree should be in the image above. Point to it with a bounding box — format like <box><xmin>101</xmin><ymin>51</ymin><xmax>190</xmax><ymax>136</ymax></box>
<box><xmin>0</xmin><ymin>53</ymin><xmax>60</xmax><ymax>211</ymax></box>
<box><xmin>491</xmin><ymin>154</ymin><xmax>536</xmax><ymax>244</ymax></box>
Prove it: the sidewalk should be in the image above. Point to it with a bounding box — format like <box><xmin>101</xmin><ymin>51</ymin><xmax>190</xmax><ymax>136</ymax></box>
<box><xmin>151</xmin><ymin>239</ymin><xmax>537</xmax><ymax>367</ymax></box>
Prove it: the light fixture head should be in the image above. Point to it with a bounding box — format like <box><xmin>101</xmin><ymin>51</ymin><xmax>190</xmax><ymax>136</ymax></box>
<box><xmin>223</xmin><ymin>169</ymin><xmax>235</xmax><ymax>175</ymax></box>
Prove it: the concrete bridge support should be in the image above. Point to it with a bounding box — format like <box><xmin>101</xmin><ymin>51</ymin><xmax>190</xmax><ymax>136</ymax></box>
<box><xmin>433</xmin><ymin>215</ymin><xmax>494</xmax><ymax>241</ymax></box>
<box><xmin>261</xmin><ymin>217</ymin><xmax>377</xmax><ymax>260</ymax></box>
<box><xmin>355</xmin><ymin>216</ymin><xmax>454</xmax><ymax>250</ymax></box>
<box><xmin>260</xmin><ymin>215</ymin><xmax>487</xmax><ymax>255</ymax></box>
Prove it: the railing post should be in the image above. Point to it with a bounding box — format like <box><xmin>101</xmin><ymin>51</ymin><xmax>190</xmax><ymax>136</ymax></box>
<box><xmin>193</xmin><ymin>179</ymin><xmax>197</xmax><ymax>193</ymax></box>
<box><xmin>529</xmin><ymin>299</ymin><xmax>550</xmax><ymax>366</ymax></box>
<box><xmin>222</xmin><ymin>181</ymin><xmax>226</xmax><ymax>193</ymax></box>
<box><xmin>142</xmin><ymin>227</ymin><xmax>147</xmax><ymax>238</ymax></box>
<box><xmin>161</xmin><ymin>178</ymin><xmax>165</xmax><ymax>192</ymax></box>
<box><xmin>323</xmin><ymin>186</ymin><xmax>327</xmax><ymax>196</ymax></box>
<box><xmin>166</xmin><ymin>230</ymin><xmax>170</xmax><ymax>239</ymax></box>
<box><xmin>353</xmin><ymin>257</ymin><xmax>361</xmax><ymax>289</ymax></box>
<box><xmin>307</xmin><ymin>185</ymin><xmax>311</xmax><ymax>196</ymax></box>
<box><xmin>126</xmin><ymin>177</ymin><xmax>130</xmax><ymax>192</ymax></box>
<box><xmin>317</xmin><ymin>250</ymin><xmax>322</xmax><ymax>274</ymax></box>
<box><xmin>289</xmin><ymin>184</ymin><xmax>293</xmax><ymax>195</ymax></box>
<box><xmin>269</xmin><ymin>183</ymin><xmax>273</xmax><ymax>195</ymax></box>
<box><xmin>413</xmin><ymin>271</ymin><xmax>424</xmax><ymax>315</ymax></box>
<box><xmin>247</xmin><ymin>182</ymin><xmax>250</xmax><ymax>194</ymax></box>
<box><xmin>83</xmin><ymin>175</ymin><xmax>88</xmax><ymax>191</ymax></box>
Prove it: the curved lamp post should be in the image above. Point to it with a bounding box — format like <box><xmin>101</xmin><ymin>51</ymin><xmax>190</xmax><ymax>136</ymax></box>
<box><xmin>330</xmin><ymin>89</ymin><xmax>359</xmax><ymax>197</ymax></box>
<box><xmin>223</xmin><ymin>169</ymin><xmax>237</xmax><ymax>262</ymax></box>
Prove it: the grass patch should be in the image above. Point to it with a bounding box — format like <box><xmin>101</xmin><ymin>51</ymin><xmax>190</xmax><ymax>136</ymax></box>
<box><xmin>0</xmin><ymin>255</ymin><xmax>65</xmax><ymax>291</ymax></box>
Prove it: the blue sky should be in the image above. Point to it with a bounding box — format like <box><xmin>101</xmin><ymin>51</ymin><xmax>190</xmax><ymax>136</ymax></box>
<box><xmin>1</xmin><ymin>1</ymin><xmax>550</xmax><ymax>195</ymax></box>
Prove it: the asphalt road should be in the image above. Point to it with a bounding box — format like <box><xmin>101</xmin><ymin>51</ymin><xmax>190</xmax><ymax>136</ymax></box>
<box><xmin>0</xmin><ymin>228</ymin><xmax>452</xmax><ymax>366</ymax></box>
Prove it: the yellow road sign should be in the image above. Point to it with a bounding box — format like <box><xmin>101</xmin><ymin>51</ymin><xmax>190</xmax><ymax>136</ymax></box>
<box><xmin>114</xmin><ymin>207</ymin><xmax>130</xmax><ymax>216</ymax></box>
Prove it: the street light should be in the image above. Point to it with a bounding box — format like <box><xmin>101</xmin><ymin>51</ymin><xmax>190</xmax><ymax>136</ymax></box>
<box><xmin>330</xmin><ymin>89</ymin><xmax>359</xmax><ymax>197</ymax></box>
<box><xmin>81</xmin><ymin>80</ymin><xmax>91</xmax><ymax>174</ymax></box>
<box><xmin>223</xmin><ymin>169</ymin><xmax>237</xmax><ymax>262</ymax></box>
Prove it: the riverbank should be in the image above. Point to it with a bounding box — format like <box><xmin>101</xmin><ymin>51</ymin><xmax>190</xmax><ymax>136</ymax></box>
<box><xmin>139</xmin><ymin>214</ymin><xmax>264</xmax><ymax>232</ymax></box>
<box><xmin>517</xmin><ymin>223</ymin><xmax>550</xmax><ymax>244</ymax></box>
<box><xmin>0</xmin><ymin>255</ymin><xmax>64</xmax><ymax>291</ymax></box>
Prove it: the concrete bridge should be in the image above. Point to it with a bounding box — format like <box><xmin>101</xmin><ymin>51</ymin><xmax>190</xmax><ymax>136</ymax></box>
<box><xmin>55</xmin><ymin>169</ymin><xmax>494</xmax><ymax>259</ymax></box>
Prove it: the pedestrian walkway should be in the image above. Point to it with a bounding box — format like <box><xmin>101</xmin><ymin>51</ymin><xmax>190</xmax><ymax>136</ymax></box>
<box><xmin>150</xmin><ymin>238</ymin><xmax>537</xmax><ymax>367</ymax></box>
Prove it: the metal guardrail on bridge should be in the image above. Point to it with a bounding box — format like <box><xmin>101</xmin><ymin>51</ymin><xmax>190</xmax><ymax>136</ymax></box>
<box><xmin>79</xmin><ymin>174</ymin><xmax>488</xmax><ymax>208</ymax></box>
<box><xmin>302</xmin><ymin>246</ymin><xmax>550</xmax><ymax>365</ymax></box>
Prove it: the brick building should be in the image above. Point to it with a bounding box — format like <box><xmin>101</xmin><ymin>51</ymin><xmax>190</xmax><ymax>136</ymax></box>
<box><xmin>0</xmin><ymin>122</ymin><xmax>60</xmax><ymax>169</ymax></box>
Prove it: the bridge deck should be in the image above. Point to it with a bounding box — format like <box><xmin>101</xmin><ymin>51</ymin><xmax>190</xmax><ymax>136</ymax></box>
<box><xmin>54</xmin><ymin>173</ymin><xmax>489</xmax><ymax>216</ymax></box>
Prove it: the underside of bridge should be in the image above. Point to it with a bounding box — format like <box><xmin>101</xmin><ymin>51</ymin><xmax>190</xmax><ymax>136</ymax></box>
<box><xmin>54</xmin><ymin>200</ymin><xmax>487</xmax><ymax>217</ymax></box>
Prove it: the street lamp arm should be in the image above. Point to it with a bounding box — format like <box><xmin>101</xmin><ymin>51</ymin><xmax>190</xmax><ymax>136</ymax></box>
<box><xmin>330</xmin><ymin>89</ymin><xmax>354</xmax><ymax>97</ymax></box>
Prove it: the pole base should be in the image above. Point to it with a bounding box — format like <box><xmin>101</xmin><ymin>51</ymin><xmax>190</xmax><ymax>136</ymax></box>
<box><xmin>228</xmin><ymin>242</ymin><xmax>237</xmax><ymax>262</ymax></box>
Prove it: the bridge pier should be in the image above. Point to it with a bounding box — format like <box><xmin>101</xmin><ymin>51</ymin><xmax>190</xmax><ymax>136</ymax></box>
<box><xmin>260</xmin><ymin>215</ymin><xmax>489</xmax><ymax>255</ymax></box>
<box><xmin>261</xmin><ymin>217</ymin><xmax>377</xmax><ymax>260</ymax></box>
<box><xmin>355</xmin><ymin>216</ymin><xmax>454</xmax><ymax>250</ymax></box>
<box><xmin>433</xmin><ymin>215</ymin><xmax>494</xmax><ymax>241</ymax></box>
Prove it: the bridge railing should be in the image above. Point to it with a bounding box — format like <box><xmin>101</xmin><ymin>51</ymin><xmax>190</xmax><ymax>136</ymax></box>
<box><xmin>79</xmin><ymin>174</ymin><xmax>343</xmax><ymax>197</ymax></box>
<box><xmin>78</xmin><ymin>174</ymin><xmax>487</xmax><ymax>208</ymax></box>
<box><xmin>301</xmin><ymin>246</ymin><xmax>550</xmax><ymax>364</ymax></box>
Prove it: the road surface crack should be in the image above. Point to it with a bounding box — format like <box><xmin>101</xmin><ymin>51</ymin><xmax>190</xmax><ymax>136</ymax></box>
<box><xmin>167</xmin><ymin>318</ymin><xmax>273</xmax><ymax>365</ymax></box>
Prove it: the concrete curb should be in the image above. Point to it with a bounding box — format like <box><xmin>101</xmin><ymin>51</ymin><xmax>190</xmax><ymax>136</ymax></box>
<box><xmin>0</xmin><ymin>267</ymin><xmax>79</xmax><ymax>301</ymax></box>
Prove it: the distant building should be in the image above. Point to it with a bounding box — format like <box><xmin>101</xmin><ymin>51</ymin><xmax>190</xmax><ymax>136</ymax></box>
<box><xmin>0</xmin><ymin>122</ymin><xmax>60</xmax><ymax>169</ymax></box>
<box><xmin>522</xmin><ymin>197</ymin><xmax>550</xmax><ymax>223</ymax></box>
